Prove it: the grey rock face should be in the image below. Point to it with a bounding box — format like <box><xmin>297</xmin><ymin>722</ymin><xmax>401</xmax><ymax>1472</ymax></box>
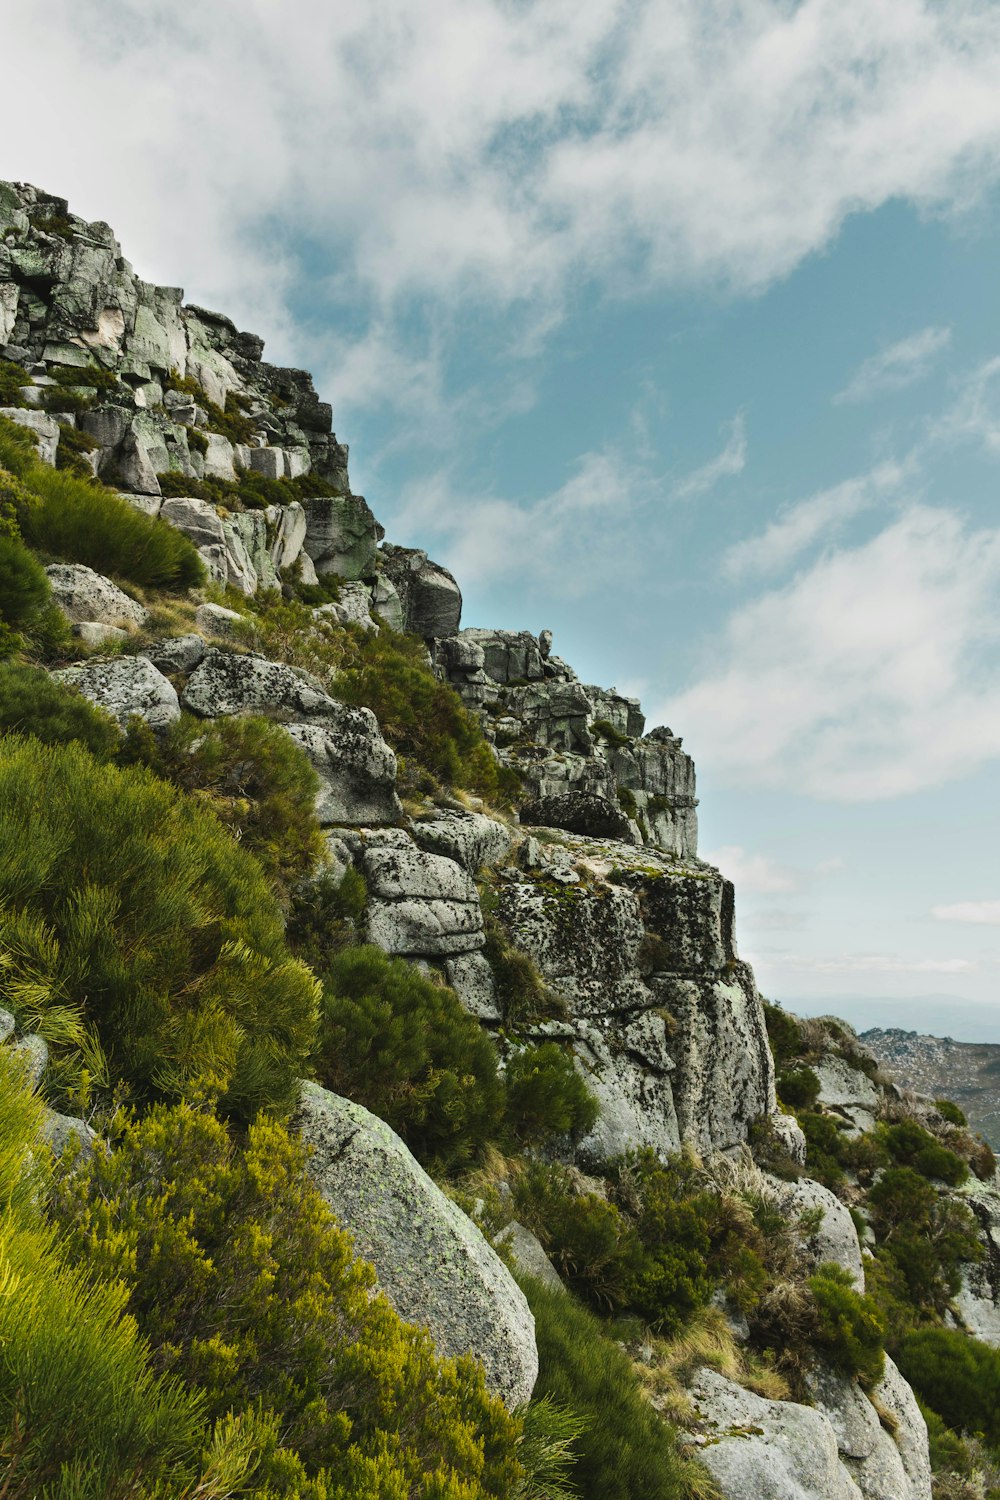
<box><xmin>380</xmin><ymin>544</ymin><xmax>462</xmax><ymax>637</ymax></box>
<box><xmin>495</xmin><ymin>1222</ymin><xmax>564</xmax><ymax>1293</ymax></box>
<box><xmin>41</xmin><ymin>1109</ymin><xmax>97</xmax><ymax>1160</ymax></box>
<box><xmin>182</xmin><ymin>648</ymin><xmax>337</xmax><ymax>722</ymax></box>
<box><xmin>0</xmin><ymin>407</ymin><xmax>59</xmax><ymax>464</ymax></box>
<box><xmin>10</xmin><ymin>1033</ymin><xmax>48</xmax><ymax>1090</ymax></box>
<box><xmin>953</xmin><ymin>1179</ymin><xmax>1000</xmax><ymax>1346</ymax></box>
<box><xmin>521</xmin><ymin>791</ymin><xmax>639</xmax><ymax>844</ymax></box>
<box><xmin>689</xmin><ymin>1367</ymin><xmax>863</xmax><ymax>1500</ymax></box>
<box><xmin>410</xmin><ymin>811</ymin><xmax>512</xmax><ymax>873</ymax></box>
<box><xmin>301</xmin><ymin>494</ymin><xmax>380</xmax><ymax>581</ymax></box>
<box><xmin>497</xmin><ymin>879</ymin><xmax>647</xmax><ymax>1016</ymax></box>
<box><xmin>194</xmin><ymin>602</ymin><xmax>246</xmax><ymax>639</ymax></box>
<box><xmin>566</xmin><ymin>1019</ymin><xmax>681</xmax><ymax>1163</ymax></box>
<box><xmin>814</xmin><ymin>1055</ymin><xmax>880</xmax><ymax>1136</ymax></box>
<box><xmin>54</xmin><ymin>655</ymin><xmax>180</xmax><ymax>732</ymax></box>
<box><xmin>874</xmin><ymin>1356</ymin><xmax>932</xmax><ymax>1500</ymax></box>
<box><xmin>295</xmin><ymin>1082</ymin><xmax>537</xmax><ymax>1408</ymax></box>
<box><xmin>363</xmin><ymin>842</ymin><xmax>484</xmax><ymax>958</ymax></box>
<box><xmin>73</xmin><ymin>622</ymin><xmax>128</xmax><ymax>648</ymax></box>
<box><xmin>444</xmin><ymin>951</ymin><xmax>500</xmax><ymax>1021</ymax></box>
<box><xmin>146</xmin><ymin>633</ymin><xmax>207</xmax><ymax>675</ymax></box>
<box><xmin>772</xmin><ymin>1176</ymin><xmax>865</xmax><ymax>1290</ymax></box>
<box><xmin>285</xmin><ymin>717</ymin><xmax>402</xmax><ymax>827</ymax></box>
<box><xmin>807</xmin><ymin>1363</ymin><xmax>927</xmax><ymax>1500</ymax></box>
<box><xmin>45</xmin><ymin>563</ymin><xmax>147</xmax><ymax>628</ymax></box>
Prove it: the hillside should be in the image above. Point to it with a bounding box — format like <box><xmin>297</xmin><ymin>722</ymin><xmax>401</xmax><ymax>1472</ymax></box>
<box><xmin>2</xmin><ymin>178</ymin><xmax>1000</xmax><ymax>1500</ymax></box>
<box><xmin>863</xmin><ymin>1028</ymin><xmax>1000</xmax><ymax>1151</ymax></box>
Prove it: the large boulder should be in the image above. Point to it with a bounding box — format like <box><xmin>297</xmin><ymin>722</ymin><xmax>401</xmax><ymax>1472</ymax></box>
<box><xmin>181</xmin><ymin>648</ymin><xmax>339</xmax><ymax>721</ymax></box>
<box><xmin>689</xmin><ymin>1367</ymin><xmax>863</xmax><ymax>1500</ymax></box>
<box><xmin>814</xmin><ymin>1055</ymin><xmax>880</xmax><ymax>1136</ymax></box>
<box><xmin>410</xmin><ymin>810</ymin><xmax>512</xmax><ymax>873</ymax></box>
<box><xmin>53</xmin><ymin>655</ymin><xmax>180</xmax><ymax>732</ymax></box>
<box><xmin>45</xmin><ymin>564</ymin><xmax>147</xmax><ymax>629</ymax></box>
<box><xmin>807</xmin><ymin>1362</ymin><xmax>930</xmax><ymax>1500</ymax></box>
<box><xmin>521</xmin><ymin>791</ymin><xmax>639</xmax><ymax>844</ymax></box>
<box><xmin>771</xmin><ymin>1176</ymin><xmax>865</xmax><ymax>1290</ymax></box>
<box><xmin>379</xmin><ymin>544</ymin><xmax>462</xmax><ymax>638</ymax></box>
<box><xmin>363</xmin><ymin>841</ymin><xmax>485</xmax><ymax>958</ymax></box>
<box><xmin>285</xmin><ymin>716</ymin><xmax>402</xmax><ymax>826</ymax></box>
<box><xmin>295</xmin><ymin>1082</ymin><xmax>537</xmax><ymax>1408</ymax></box>
<box><xmin>301</xmin><ymin>494</ymin><xmax>380</xmax><ymax>581</ymax></box>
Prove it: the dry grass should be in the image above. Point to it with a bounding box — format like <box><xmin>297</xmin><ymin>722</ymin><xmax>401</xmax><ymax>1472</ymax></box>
<box><xmin>637</xmin><ymin>1305</ymin><xmax>790</xmax><ymax>1426</ymax></box>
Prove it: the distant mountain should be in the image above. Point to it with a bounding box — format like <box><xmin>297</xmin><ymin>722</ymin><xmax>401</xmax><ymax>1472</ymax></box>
<box><xmin>862</xmin><ymin>1027</ymin><xmax>1000</xmax><ymax>1149</ymax></box>
<box><xmin>788</xmin><ymin>994</ymin><xmax>1000</xmax><ymax>1044</ymax></box>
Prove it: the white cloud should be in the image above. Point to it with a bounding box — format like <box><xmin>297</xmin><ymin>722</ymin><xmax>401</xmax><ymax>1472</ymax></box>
<box><xmin>834</xmin><ymin>325</ymin><xmax>952</xmax><ymax>404</ymax></box>
<box><xmin>754</xmin><ymin>952</ymin><xmax>976</xmax><ymax>974</ymax></box>
<box><xmin>660</xmin><ymin>505</ymin><xmax>1000</xmax><ymax>800</ymax></box>
<box><xmin>937</xmin><ymin>355</ymin><xmax>1000</xmax><ymax>453</ymax></box>
<box><xmin>5</xmin><ymin>2</ymin><xmax>1000</xmax><ymax>412</ymax></box>
<box><xmin>673</xmin><ymin>414</ymin><xmax>747</xmax><ymax>500</ymax></box>
<box><xmin>932</xmin><ymin>900</ymin><xmax>1000</xmax><ymax>924</ymax></box>
<box><xmin>703</xmin><ymin>844</ymin><xmax>800</xmax><ymax>894</ymax></box>
<box><xmin>723</xmin><ymin>460</ymin><xmax>908</xmax><ymax>580</ymax></box>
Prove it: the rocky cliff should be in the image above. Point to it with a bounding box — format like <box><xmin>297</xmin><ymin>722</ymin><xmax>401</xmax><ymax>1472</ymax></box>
<box><xmin>3</xmin><ymin>179</ymin><xmax>1000</xmax><ymax>1500</ymax></box>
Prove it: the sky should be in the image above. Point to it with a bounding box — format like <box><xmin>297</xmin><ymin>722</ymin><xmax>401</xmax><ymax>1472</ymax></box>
<box><xmin>4</xmin><ymin>0</ymin><xmax>1000</xmax><ymax>1039</ymax></box>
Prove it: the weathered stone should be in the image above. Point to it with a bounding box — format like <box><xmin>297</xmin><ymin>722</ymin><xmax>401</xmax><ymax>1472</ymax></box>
<box><xmin>0</xmin><ymin>407</ymin><xmax>59</xmax><ymax>464</ymax></box>
<box><xmin>41</xmin><ymin>1109</ymin><xmax>97</xmax><ymax>1161</ymax></box>
<box><xmin>768</xmin><ymin>1111</ymin><xmax>808</xmax><ymax>1165</ymax></box>
<box><xmin>295</xmin><ymin>1082</ymin><xmax>537</xmax><ymax>1408</ymax></box>
<box><xmin>874</xmin><ymin>1356</ymin><xmax>932</xmax><ymax>1500</ymax></box>
<box><xmin>565</xmin><ymin>1020</ymin><xmax>680</xmax><ymax>1164</ymax></box>
<box><xmin>269</xmin><ymin>500</ymin><xmax>307</xmax><ymax>571</ymax></box>
<box><xmin>411</xmin><ymin>810</ymin><xmax>513</xmax><ymax>873</ymax></box>
<box><xmin>521</xmin><ymin>791</ymin><xmax>640</xmax><ymax>844</ymax></box>
<box><xmin>689</xmin><ymin>1367</ymin><xmax>863</xmax><ymax>1500</ymax></box>
<box><xmin>301</xmin><ymin>494</ymin><xmax>380</xmax><ymax>580</ymax></box>
<box><xmin>54</xmin><ymin>655</ymin><xmax>180</xmax><ymax>732</ymax></box>
<box><xmin>195</xmin><ymin>602</ymin><xmax>245</xmax><ymax>639</ymax></box>
<box><xmin>10</xmin><ymin>1034</ymin><xmax>48</xmax><ymax>1090</ymax></box>
<box><xmin>364</xmin><ymin>844</ymin><xmax>479</xmax><ymax>904</ymax></box>
<box><xmin>181</xmin><ymin>648</ymin><xmax>338</xmax><ymax>722</ymax></box>
<box><xmin>159</xmin><ymin>496</ymin><xmax>225</xmax><ymax>550</ymax></box>
<box><xmin>367</xmin><ymin>898</ymin><xmax>484</xmax><ymax>958</ymax></box>
<box><xmin>202</xmin><ymin>433</ymin><xmax>236</xmax><ymax>480</ymax></box>
<box><xmin>147</xmin><ymin>633</ymin><xmax>207</xmax><ymax>675</ymax></box>
<box><xmin>0</xmin><ymin>1009</ymin><xmax>15</xmax><ymax>1044</ymax></box>
<box><xmin>380</xmin><ymin>544</ymin><xmax>462</xmax><ymax>637</ymax></box>
<box><xmin>814</xmin><ymin>1055</ymin><xmax>880</xmax><ymax>1136</ymax></box>
<box><xmin>285</xmin><ymin>717</ymin><xmax>402</xmax><ymax>827</ymax></box>
<box><xmin>45</xmin><ymin>563</ymin><xmax>147</xmax><ymax>628</ymax></box>
<box><xmin>459</xmin><ymin>628</ymin><xmax>542</xmax><ymax>684</ymax></box>
<box><xmin>495</xmin><ymin>1222</ymin><xmax>564</xmax><ymax>1293</ymax></box>
<box><xmin>314</xmin><ymin>582</ymin><xmax>376</xmax><ymax>630</ymax></box>
<box><xmin>772</xmin><ymin>1176</ymin><xmax>865</xmax><ymax>1290</ymax></box>
<box><xmin>444</xmin><ymin>951</ymin><xmax>501</xmax><ymax>1021</ymax></box>
<box><xmin>372</xmin><ymin>571</ymin><xmax>405</xmax><ymax>631</ymax></box>
<box><xmin>807</xmin><ymin>1363</ymin><xmax>924</xmax><ymax>1500</ymax></box>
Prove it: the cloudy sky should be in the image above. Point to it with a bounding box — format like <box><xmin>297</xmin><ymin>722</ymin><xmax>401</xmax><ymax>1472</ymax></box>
<box><xmin>5</xmin><ymin>0</ymin><xmax>1000</xmax><ymax>1037</ymax></box>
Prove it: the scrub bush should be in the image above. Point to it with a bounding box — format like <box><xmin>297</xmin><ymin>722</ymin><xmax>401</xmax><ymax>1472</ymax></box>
<box><xmin>762</xmin><ymin>1000</ymin><xmax>804</xmax><ymax>1065</ymax></box>
<box><xmin>287</xmin><ymin>865</ymin><xmax>368</xmax><ymax>970</ymax></box>
<box><xmin>776</xmin><ymin>1065</ymin><xmax>821</xmax><ymax>1111</ymax></box>
<box><xmin>523</xmin><ymin>1275</ymin><xmax>697</xmax><ymax>1500</ymax></box>
<box><xmin>314</xmin><ymin>945</ymin><xmax>504</xmax><ymax>1174</ymax></box>
<box><xmin>52</xmin><ymin>1101</ymin><xmax>525</xmax><ymax>1498</ymax></box>
<box><xmin>504</xmin><ymin>1041</ymin><xmax>598</xmax><ymax>1145</ymax></box>
<box><xmin>0</xmin><ymin>735</ymin><xmax>318</xmax><ymax>1118</ymax></box>
<box><xmin>936</xmin><ymin>1099</ymin><xmax>968</xmax><ymax>1127</ymax></box>
<box><xmin>0</xmin><ymin>358</ymin><xmax>30</xmax><ymax>405</ymax></box>
<box><xmin>867</xmin><ymin>1167</ymin><xmax>982</xmax><ymax>1312</ymax></box>
<box><xmin>896</xmin><ymin>1328</ymin><xmax>1000</xmax><ymax>1450</ymax></box>
<box><xmin>0</xmin><ymin>414</ymin><xmax>203</xmax><ymax>590</ymax></box>
<box><xmin>0</xmin><ymin>532</ymin><xmax>49</xmax><ymax>654</ymax></box>
<box><xmin>0</xmin><ymin>661</ymin><xmax>120</xmax><ymax>755</ymax></box>
<box><xmin>808</xmin><ymin>1263</ymin><xmax>885</xmax><ymax>1384</ymax></box>
<box><xmin>881</xmin><ymin>1120</ymin><xmax>969</xmax><ymax>1186</ymax></box>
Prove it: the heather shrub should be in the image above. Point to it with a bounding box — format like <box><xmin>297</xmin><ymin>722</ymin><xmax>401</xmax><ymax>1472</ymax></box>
<box><xmin>0</xmin><ymin>358</ymin><xmax>30</xmax><ymax>405</ymax></box>
<box><xmin>0</xmin><ymin>661</ymin><xmax>120</xmax><ymax>754</ymax></box>
<box><xmin>0</xmin><ymin>414</ymin><xmax>203</xmax><ymax>590</ymax></box>
<box><xmin>808</xmin><ymin>1263</ymin><xmax>885</xmax><ymax>1384</ymax></box>
<box><xmin>314</xmin><ymin>945</ymin><xmax>505</xmax><ymax>1174</ymax></box>
<box><xmin>867</xmin><ymin>1166</ymin><xmax>982</xmax><ymax>1312</ymax></box>
<box><xmin>523</xmin><ymin>1275</ymin><xmax>697</xmax><ymax>1499</ymax></box>
<box><xmin>776</xmin><ymin>1064</ymin><xmax>820</xmax><ymax>1111</ymax></box>
<box><xmin>881</xmin><ymin>1119</ymin><xmax>969</xmax><ymax>1186</ymax></box>
<box><xmin>0</xmin><ymin>532</ymin><xmax>49</xmax><ymax>655</ymax></box>
<box><xmin>287</xmin><ymin>865</ymin><xmax>368</xmax><ymax>970</ymax></box>
<box><xmin>0</xmin><ymin>736</ymin><xmax>318</xmax><ymax>1118</ymax></box>
<box><xmin>52</xmin><ymin>1101</ymin><xmax>525</xmax><ymax>1498</ymax></box>
<box><xmin>512</xmin><ymin>1160</ymin><xmax>643</xmax><ymax>1310</ymax></box>
<box><xmin>797</xmin><ymin>1109</ymin><xmax>848</xmax><ymax>1188</ymax></box>
<box><xmin>936</xmin><ymin>1098</ymin><xmax>968</xmax><ymax>1127</ymax></box>
<box><xmin>896</xmin><ymin>1328</ymin><xmax>1000</xmax><ymax>1451</ymax></box>
<box><xmin>762</xmin><ymin>999</ymin><xmax>804</xmax><ymax>1065</ymax></box>
<box><xmin>120</xmin><ymin>711</ymin><xmax>323</xmax><ymax>900</ymax></box>
<box><xmin>504</xmin><ymin>1041</ymin><xmax>598</xmax><ymax>1146</ymax></box>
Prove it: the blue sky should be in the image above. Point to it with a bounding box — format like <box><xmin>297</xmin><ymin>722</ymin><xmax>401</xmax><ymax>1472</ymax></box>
<box><xmin>6</xmin><ymin>0</ymin><xmax>1000</xmax><ymax>1037</ymax></box>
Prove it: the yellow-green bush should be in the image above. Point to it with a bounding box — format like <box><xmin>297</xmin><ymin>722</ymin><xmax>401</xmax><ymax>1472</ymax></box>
<box><xmin>0</xmin><ymin>533</ymin><xmax>49</xmax><ymax>656</ymax></box>
<box><xmin>53</xmin><ymin>1101</ymin><xmax>526</xmax><ymax>1498</ymax></box>
<box><xmin>0</xmin><ymin>735</ymin><xmax>318</xmax><ymax>1119</ymax></box>
<box><xmin>0</xmin><ymin>662</ymin><xmax>120</xmax><ymax>755</ymax></box>
<box><xmin>0</xmin><ymin>414</ymin><xmax>203</xmax><ymax>590</ymax></box>
<box><xmin>314</xmin><ymin>945</ymin><xmax>504</xmax><ymax>1174</ymax></box>
<box><xmin>808</xmin><ymin>1263</ymin><xmax>885</xmax><ymax>1384</ymax></box>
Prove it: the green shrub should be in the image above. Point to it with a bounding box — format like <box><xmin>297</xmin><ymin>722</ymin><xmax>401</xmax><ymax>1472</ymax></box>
<box><xmin>762</xmin><ymin>1000</ymin><xmax>803</xmax><ymax>1065</ymax></box>
<box><xmin>314</xmin><ymin>945</ymin><xmax>504</xmax><ymax>1174</ymax></box>
<box><xmin>120</xmin><ymin>712</ymin><xmax>323</xmax><ymax>901</ymax></box>
<box><xmin>882</xmin><ymin>1120</ymin><xmax>969</xmax><ymax>1186</ymax></box>
<box><xmin>591</xmin><ymin>719</ymin><xmax>630</xmax><ymax>748</ymax></box>
<box><xmin>0</xmin><ymin>662</ymin><xmax>120</xmax><ymax>754</ymax></box>
<box><xmin>797</xmin><ymin>1110</ymin><xmax>847</xmax><ymax>1188</ymax></box>
<box><xmin>505</xmin><ymin>1041</ymin><xmax>598</xmax><ymax>1145</ymax></box>
<box><xmin>0</xmin><ymin>735</ymin><xmax>318</xmax><ymax>1118</ymax></box>
<box><xmin>523</xmin><ymin>1275</ymin><xmax>697</xmax><ymax>1500</ymax></box>
<box><xmin>0</xmin><ymin>533</ymin><xmax>49</xmax><ymax>654</ymax></box>
<box><xmin>287</xmin><ymin>865</ymin><xmax>368</xmax><ymax>970</ymax></box>
<box><xmin>777</xmin><ymin>1064</ymin><xmax>821</xmax><ymax>1110</ymax></box>
<box><xmin>868</xmin><ymin>1166</ymin><xmax>982</xmax><ymax>1312</ymax></box>
<box><xmin>0</xmin><ymin>414</ymin><xmax>203</xmax><ymax>590</ymax></box>
<box><xmin>0</xmin><ymin>358</ymin><xmax>30</xmax><ymax>406</ymax></box>
<box><xmin>54</xmin><ymin>418</ymin><xmax>99</xmax><ymax>473</ymax></box>
<box><xmin>808</xmin><ymin>1263</ymin><xmax>885</xmax><ymax>1384</ymax></box>
<box><xmin>512</xmin><ymin>1160</ymin><xmax>643</xmax><ymax>1310</ymax></box>
<box><xmin>53</xmin><ymin>1101</ymin><xmax>525</xmax><ymax>1498</ymax></box>
<box><xmin>897</xmin><ymin>1328</ymin><xmax>1000</xmax><ymax>1450</ymax></box>
<box><xmin>936</xmin><ymin>1098</ymin><xmax>968</xmax><ymax>1127</ymax></box>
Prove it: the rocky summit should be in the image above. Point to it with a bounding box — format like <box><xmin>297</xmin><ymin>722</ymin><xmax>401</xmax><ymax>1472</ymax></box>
<box><xmin>3</xmin><ymin>179</ymin><xmax>1000</xmax><ymax>1500</ymax></box>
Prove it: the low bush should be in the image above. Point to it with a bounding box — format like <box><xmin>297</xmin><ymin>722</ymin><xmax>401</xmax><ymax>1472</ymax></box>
<box><xmin>286</xmin><ymin>865</ymin><xmax>368</xmax><ymax>970</ymax></box>
<box><xmin>867</xmin><ymin>1166</ymin><xmax>982</xmax><ymax>1312</ymax></box>
<box><xmin>513</xmin><ymin>1160</ymin><xmax>643</xmax><ymax>1311</ymax></box>
<box><xmin>896</xmin><ymin>1328</ymin><xmax>1000</xmax><ymax>1450</ymax></box>
<box><xmin>936</xmin><ymin>1098</ymin><xmax>968</xmax><ymax>1127</ymax></box>
<box><xmin>762</xmin><ymin>999</ymin><xmax>804</xmax><ymax>1065</ymax></box>
<box><xmin>881</xmin><ymin>1119</ymin><xmax>969</xmax><ymax>1186</ymax></box>
<box><xmin>523</xmin><ymin>1274</ymin><xmax>699</xmax><ymax>1500</ymax></box>
<box><xmin>0</xmin><ymin>357</ymin><xmax>30</xmax><ymax>406</ymax></box>
<box><xmin>808</xmin><ymin>1263</ymin><xmax>885</xmax><ymax>1384</ymax></box>
<box><xmin>53</xmin><ymin>1101</ymin><xmax>525</xmax><ymax>1498</ymax></box>
<box><xmin>0</xmin><ymin>414</ymin><xmax>203</xmax><ymax>590</ymax></box>
<box><xmin>0</xmin><ymin>532</ymin><xmax>50</xmax><ymax>655</ymax></box>
<box><xmin>120</xmin><ymin>712</ymin><xmax>323</xmax><ymax>901</ymax></box>
<box><xmin>777</xmin><ymin>1064</ymin><xmax>821</xmax><ymax>1110</ymax></box>
<box><xmin>54</xmin><ymin>419</ymin><xmax>99</xmax><ymax>473</ymax></box>
<box><xmin>314</xmin><ymin>945</ymin><xmax>505</xmax><ymax>1174</ymax></box>
<box><xmin>0</xmin><ymin>735</ymin><xmax>318</xmax><ymax>1118</ymax></box>
<box><xmin>0</xmin><ymin>662</ymin><xmax>120</xmax><ymax>754</ymax></box>
<box><xmin>797</xmin><ymin>1110</ymin><xmax>847</xmax><ymax>1188</ymax></box>
<box><xmin>504</xmin><ymin>1041</ymin><xmax>598</xmax><ymax>1146</ymax></box>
